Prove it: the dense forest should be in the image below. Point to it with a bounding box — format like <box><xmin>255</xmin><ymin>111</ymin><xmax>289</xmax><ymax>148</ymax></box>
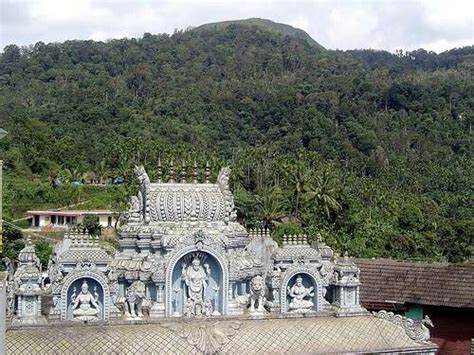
<box><xmin>0</xmin><ymin>21</ymin><xmax>472</xmax><ymax>263</ymax></box>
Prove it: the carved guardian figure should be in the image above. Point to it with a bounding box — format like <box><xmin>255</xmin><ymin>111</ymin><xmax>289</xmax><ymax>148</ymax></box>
<box><xmin>125</xmin><ymin>280</ymin><xmax>147</xmax><ymax>319</ymax></box>
<box><xmin>249</xmin><ymin>275</ymin><xmax>267</xmax><ymax>315</ymax></box>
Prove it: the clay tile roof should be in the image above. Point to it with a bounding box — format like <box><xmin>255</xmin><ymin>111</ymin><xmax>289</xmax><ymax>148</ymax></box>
<box><xmin>356</xmin><ymin>258</ymin><xmax>474</xmax><ymax>309</ymax></box>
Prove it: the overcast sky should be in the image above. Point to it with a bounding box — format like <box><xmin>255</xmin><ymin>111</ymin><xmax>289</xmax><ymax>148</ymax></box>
<box><xmin>1</xmin><ymin>0</ymin><xmax>472</xmax><ymax>53</ymax></box>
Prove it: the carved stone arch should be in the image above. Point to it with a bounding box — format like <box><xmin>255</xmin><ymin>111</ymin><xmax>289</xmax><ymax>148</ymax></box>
<box><xmin>60</xmin><ymin>270</ymin><xmax>110</xmax><ymax>321</ymax></box>
<box><xmin>165</xmin><ymin>244</ymin><xmax>229</xmax><ymax>317</ymax></box>
<box><xmin>280</xmin><ymin>268</ymin><xmax>322</xmax><ymax>313</ymax></box>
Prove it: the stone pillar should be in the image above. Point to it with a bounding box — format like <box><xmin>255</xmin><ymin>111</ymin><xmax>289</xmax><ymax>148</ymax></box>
<box><xmin>149</xmin><ymin>283</ymin><xmax>165</xmax><ymax>318</ymax></box>
<box><xmin>227</xmin><ymin>281</ymin><xmax>244</xmax><ymax>316</ymax></box>
<box><xmin>241</xmin><ymin>281</ymin><xmax>247</xmax><ymax>294</ymax></box>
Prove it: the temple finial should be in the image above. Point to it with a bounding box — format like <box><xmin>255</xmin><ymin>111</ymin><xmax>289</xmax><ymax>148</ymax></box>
<box><xmin>169</xmin><ymin>159</ymin><xmax>175</xmax><ymax>183</ymax></box>
<box><xmin>204</xmin><ymin>161</ymin><xmax>210</xmax><ymax>183</ymax></box>
<box><xmin>181</xmin><ymin>160</ymin><xmax>187</xmax><ymax>183</ymax></box>
<box><xmin>157</xmin><ymin>157</ymin><xmax>163</xmax><ymax>183</ymax></box>
<box><xmin>344</xmin><ymin>251</ymin><xmax>349</xmax><ymax>261</ymax></box>
<box><xmin>192</xmin><ymin>160</ymin><xmax>198</xmax><ymax>183</ymax></box>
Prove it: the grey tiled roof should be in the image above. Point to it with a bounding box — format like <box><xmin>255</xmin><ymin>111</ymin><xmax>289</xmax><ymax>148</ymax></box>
<box><xmin>357</xmin><ymin>258</ymin><xmax>474</xmax><ymax>308</ymax></box>
<box><xmin>6</xmin><ymin>315</ymin><xmax>436</xmax><ymax>354</ymax></box>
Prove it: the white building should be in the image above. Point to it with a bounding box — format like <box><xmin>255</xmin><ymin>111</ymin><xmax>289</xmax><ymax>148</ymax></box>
<box><xmin>26</xmin><ymin>210</ymin><xmax>119</xmax><ymax>229</ymax></box>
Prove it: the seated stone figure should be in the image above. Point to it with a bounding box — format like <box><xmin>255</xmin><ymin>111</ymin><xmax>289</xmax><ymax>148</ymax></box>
<box><xmin>287</xmin><ymin>275</ymin><xmax>314</xmax><ymax>312</ymax></box>
<box><xmin>71</xmin><ymin>279</ymin><xmax>101</xmax><ymax>321</ymax></box>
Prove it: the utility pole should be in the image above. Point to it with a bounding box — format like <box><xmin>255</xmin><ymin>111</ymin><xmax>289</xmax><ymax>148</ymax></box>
<box><xmin>0</xmin><ymin>126</ymin><xmax>6</xmax><ymax>355</ymax></box>
<box><xmin>0</xmin><ymin>128</ymin><xmax>7</xmax><ymax>254</ymax></box>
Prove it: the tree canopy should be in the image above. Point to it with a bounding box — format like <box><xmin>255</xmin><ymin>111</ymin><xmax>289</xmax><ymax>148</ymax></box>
<box><xmin>0</xmin><ymin>24</ymin><xmax>472</xmax><ymax>262</ymax></box>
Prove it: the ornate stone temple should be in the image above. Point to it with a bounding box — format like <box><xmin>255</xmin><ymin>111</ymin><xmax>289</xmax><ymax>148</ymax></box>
<box><xmin>5</xmin><ymin>164</ymin><xmax>438</xmax><ymax>354</ymax></box>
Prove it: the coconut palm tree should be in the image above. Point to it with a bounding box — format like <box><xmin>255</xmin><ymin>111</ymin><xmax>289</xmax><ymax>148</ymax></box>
<box><xmin>303</xmin><ymin>168</ymin><xmax>342</xmax><ymax>220</ymax></box>
<box><xmin>282</xmin><ymin>159</ymin><xmax>312</xmax><ymax>218</ymax></box>
<box><xmin>254</xmin><ymin>188</ymin><xmax>287</xmax><ymax>228</ymax></box>
<box><xmin>95</xmin><ymin>158</ymin><xmax>110</xmax><ymax>185</ymax></box>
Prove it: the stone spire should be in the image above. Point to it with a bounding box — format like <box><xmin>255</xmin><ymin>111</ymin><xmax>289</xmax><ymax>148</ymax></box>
<box><xmin>181</xmin><ymin>161</ymin><xmax>187</xmax><ymax>183</ymax></box>
<box><xmin>157</xmin><ymin>157</ymin><xmax>163</xmax><ymax>183</ymax></box>
<box><xmin>204</xmin><ymin>161</ymin><xmax>211</xmax><ymax>183</ymax></box>
<box><xmin>18</xmin><ymin>236</ymin><xmax>39</xmax><ymax>266</ymax></box>
<box><xmin>169</xmin><ymin>159</ymin><xmax>175</xmax><ymax>183</ymax></box>
<box><xmin>192</xmin><ymin>160</ymin><xmax>198</xmax><ymax>183</ymax></box>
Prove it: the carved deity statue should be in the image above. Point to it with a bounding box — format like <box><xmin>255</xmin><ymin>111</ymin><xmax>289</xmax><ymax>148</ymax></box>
<box><xmin>71</xmin><ymin>279</ymin><xmax>100</xmax><ymax>321</ymax></box>
<box><xmin>128</xmin><ymin>195</ymin><xmax>142</xmax><ymax>223</ymax></box>
<box><xmin>134</xmin><ymin>165</ymin><xmax>150</xmax><ymax>223</ymax></box>
<box><xmin>287</xmin><ymin>275</ymin><xmax>314</xmax><ymax>312</ymax></box>
<box><xmin>181</xmin><ymin>257</ymin><xmax>211</xmax><ymax>316</ymax></box>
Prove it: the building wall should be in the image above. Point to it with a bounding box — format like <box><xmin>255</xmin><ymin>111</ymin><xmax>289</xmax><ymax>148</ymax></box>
<box><xmin>98</xmin><ymin>215</ymin><xmax>116</xmax><ymax>228</ymax></box>
<box><xmin>30</xmin><ymin>213</ymin><xmax>117</xmax><ymax>229</ymax></box>
<box><xmin>425</xmin><ymin>306</ymin><xmax>474</xmax><ymax>355</ymax></box>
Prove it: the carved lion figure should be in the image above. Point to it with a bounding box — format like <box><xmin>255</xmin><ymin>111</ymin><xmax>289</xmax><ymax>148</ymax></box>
<box><xmin>249</xmin><ymin>275</ymin><xmax>267</xmax><ymax>314</ymax></box>
<box><xmin>125</xmin><ymin>280</ymin><xmax>147</xmax><ymax>318</ymax></box>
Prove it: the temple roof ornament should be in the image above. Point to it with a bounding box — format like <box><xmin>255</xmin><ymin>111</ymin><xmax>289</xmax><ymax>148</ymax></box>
<box><xmin>17</xmin><ymin>236</ymin><xmax>40</xmax><ymax>266</ymax></box>
<box><xmin>274</xmin><ymin>234</ymin><xmax>322</xmax><ymax>261</ymax></box>
<box><xmin>13</xmin><ymin>236</ymin><xmax>42</xmax><ymax>286</ymax></box>
<box><xmin>128</xmin><ymin>164</ymin><xmax>237</xmax><ymax>224</ymax></box>
<box><xmin>373</xmin><ymin>310</ymin><xmax>434</xmax><ymax>344</ymax></box>
<box><xmin>55</xmin><ymin>228</ymin><xmax>110</xmax><ymax>263</ymax></box>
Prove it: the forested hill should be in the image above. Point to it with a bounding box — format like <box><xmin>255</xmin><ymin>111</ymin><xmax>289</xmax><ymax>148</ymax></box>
<box><xmin>192</xmin><ymin>18</ymin><xmax>324</xmax><ymax>49</ymax></box>
<box><xmin>0</xmin><ymin>22</ymin><xmax>472</xmax><ymax>262</ymax></box>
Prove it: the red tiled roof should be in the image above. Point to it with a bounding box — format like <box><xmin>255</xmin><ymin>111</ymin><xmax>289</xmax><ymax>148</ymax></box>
<box><xmin>356</xmin><ymin>258</ymin><xmax>474</xmax><ymax>309</ymax></box>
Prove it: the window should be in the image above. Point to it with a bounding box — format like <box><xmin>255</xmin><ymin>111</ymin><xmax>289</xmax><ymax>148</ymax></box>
<box><xmin>51</xmin><ymin>215</ymin><xmax>57</xmax><ymax>224</ymax></box>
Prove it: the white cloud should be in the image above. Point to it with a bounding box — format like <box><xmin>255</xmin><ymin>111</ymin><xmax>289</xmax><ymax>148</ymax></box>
<box><xmin>30</xmin><ymin>0</ymin><xmax>93</xmax><ymax>23</ymax></box>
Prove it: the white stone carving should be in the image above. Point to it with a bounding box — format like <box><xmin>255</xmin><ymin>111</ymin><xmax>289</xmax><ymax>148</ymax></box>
<box><xmin>59</xmin><ymin>263</ymin><xmax>112</xmax><ymax>321</ymax></box>
<box><xmin>181</xmin><ymin>256</ymin><xmax>211</xmax><ymax>316</ymax></box>
<box><xmin>71</xmin><ymin>279</ymin><xmax>100</xmax><ymax>321</ymax></box>
<box><xmin>134</xmin><ymin>165</ymin><xmax>151</xmax><ymax>224</ymax></box>
<box><xmin>124</xmin><ymin>280</ymin><xmax>149</xmax><ymax>319</ymax></box>
<box><xmin>248</xmin><ymin>275</ymin><xmax>267</xmax><ymax>316</ymax></box>
<box><xmin>128</xmin><ymin>195</ymin><xmax>142</xmax><ymax>223</ymax></box>
<box><xmin>374</xmin><ymin>310</ymin><xmax>434</xmax><ymax>344</ymax></box>
<box><xmin>162</xmin><ymin>320</ymin><xmax>242</xmax><ymax>353</ymax></box>
<box><xmin>287</xmin><ymin>275</ymin><xmax>314</xmax><ymax>313</ymax></box>
<box><xmin>10</xmin><ymin>237</ymin><xmax>47</xmax><ymax>326</ymax></box>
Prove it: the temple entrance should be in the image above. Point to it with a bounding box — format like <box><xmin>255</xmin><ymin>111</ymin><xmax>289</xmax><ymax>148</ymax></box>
<box><xmin>66</xmin><ymin>277</ymin><xmax>104</xmax><ymax>321</ymax></box>
<box><xmin>170</xmin><ymin>251</ymin><xmax>224</xmax><ymax>317</ymax></box>
<box><xmin>284</xmin><ymin>273</ymin><xmax>318</xmax><ymax>313</ymax></box>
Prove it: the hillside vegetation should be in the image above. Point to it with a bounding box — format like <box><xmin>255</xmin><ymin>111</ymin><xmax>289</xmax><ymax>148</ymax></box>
<box><xmin>0</xmin><ymin>21</ymin><xmax>472</xmax><ymax>262</ymax></box>
<box><xmin>193</xmin><ymin>18</ymin><xmax>324</xmax><ymax>49</ymax></box>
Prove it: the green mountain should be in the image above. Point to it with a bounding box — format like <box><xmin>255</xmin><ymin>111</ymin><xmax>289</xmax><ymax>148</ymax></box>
<box><xmin>0</xmin><ymin>21</ymin><xmax>472</xmax><ymax>263</ymax></box>
<box><xmin>192</xmin><ymin>18</ymin><xmax>325</xmax><ymax>49</ymax></box>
